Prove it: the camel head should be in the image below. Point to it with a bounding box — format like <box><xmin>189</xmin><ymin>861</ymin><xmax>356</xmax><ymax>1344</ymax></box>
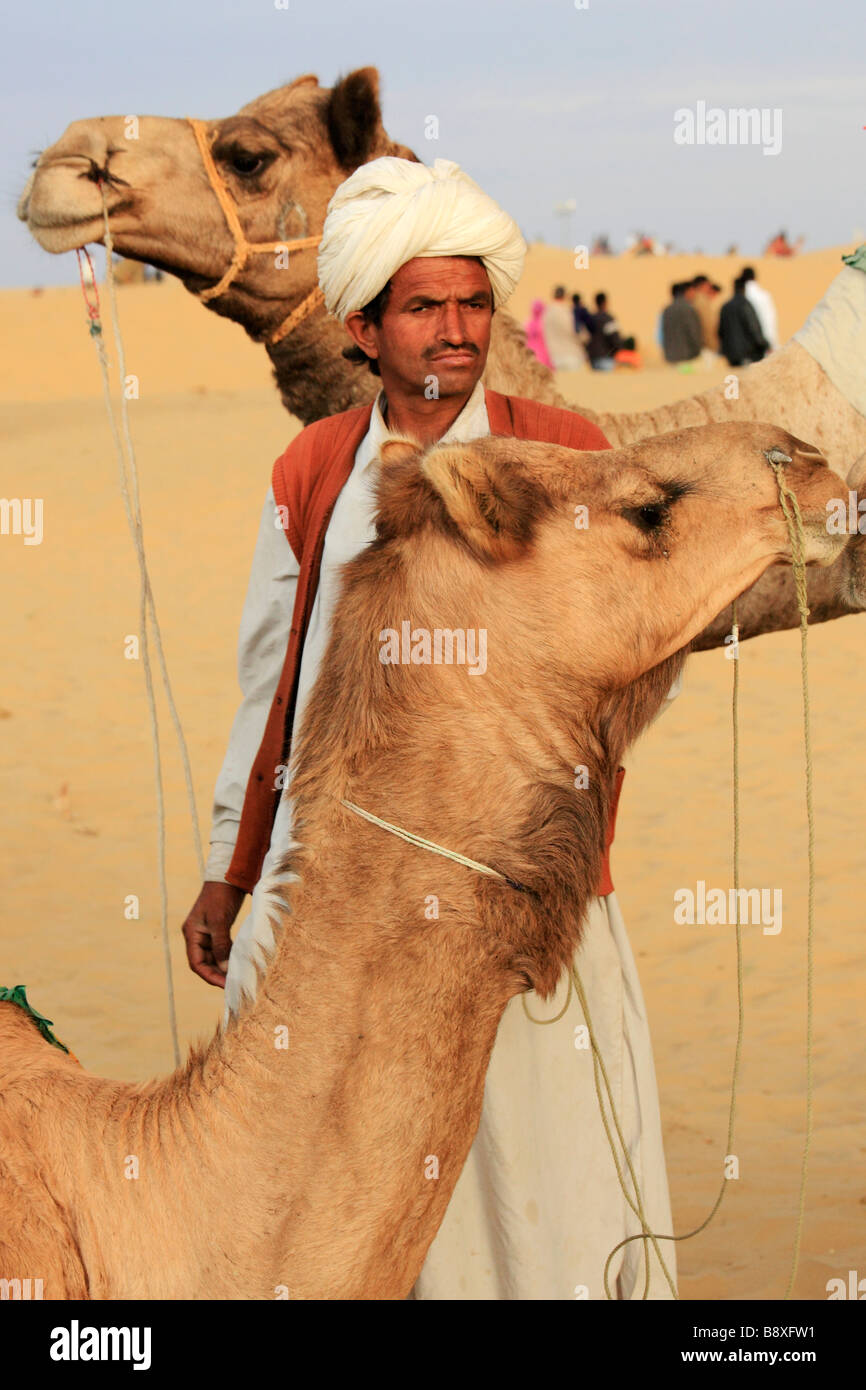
<box><xmin>18</xmin><ymin>67</ymin><xmax>417</xmax><ymax>341</ymax></box>
<box><xmin>287</xmin><ymin>419</ymin><xmax>846</xmax><ymax>998</ymax></box>
<box><xmin>362</xmin><ymin>420</ymin><xmax>847</xmax><ymax>715</ymax></box>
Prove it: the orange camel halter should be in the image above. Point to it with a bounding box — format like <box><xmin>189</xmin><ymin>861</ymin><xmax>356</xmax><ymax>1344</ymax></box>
<box><xmin>186</xmin><ymin>117</ymin><xmax>325</xmax><ymax>345</ymax></box>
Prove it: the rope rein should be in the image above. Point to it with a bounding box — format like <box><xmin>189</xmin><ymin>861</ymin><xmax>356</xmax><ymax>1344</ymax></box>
<box><xmin>764</xmin><ymin>452</ymin><xmax>816</xmax><ymax>1302</ymax></box>
<box><xmin>185</xmin><ymin>117</ymin><xmax>324</xmax><ymax>342</ymax></box>
<box><xmin>76</xmin><ymin>109</ymin><xmax>331</xmax><ymax>1058</ymax></box>
<box><xmin>76</xmin><ymin>186</ymin><xmax>212</xmax><ymax>1067</ymax></box>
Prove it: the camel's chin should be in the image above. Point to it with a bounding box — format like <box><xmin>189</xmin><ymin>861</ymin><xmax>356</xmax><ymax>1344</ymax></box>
<box><xmin>801</xmin><ymin>525</ymin><xmax>850</xmax><ymax>567</ymax></box>
<box><xmin>25</xmin><ymin>220</ymin><xmax>103</xmax><ymax>253</ymax></box>
<box><xmin>19</xmin><ymin>170</ymin><xmax>115</xmax><ymax>251</ymax></box>
<box><xmin>843</xmin><ymin>542</ymin><xmax>866</xmax><ymax>609</ymax></box>
<box><xmin>848</xmin><ymin>452</ymin><xmax>866</xmax><ymax>492</ymax></box>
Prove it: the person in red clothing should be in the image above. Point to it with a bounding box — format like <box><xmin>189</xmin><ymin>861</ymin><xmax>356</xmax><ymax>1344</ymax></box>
<box><xmin>180</xmin><ymin>156</ymin><xmax>678</xmax><ymax>1300</ymax></box>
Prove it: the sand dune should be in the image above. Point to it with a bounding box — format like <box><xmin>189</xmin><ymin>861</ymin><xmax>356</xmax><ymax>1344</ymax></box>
<box><xmin>1</xmin><ymin>244</ymin><xmax>863</xmax><ymax>1299</ymax></box>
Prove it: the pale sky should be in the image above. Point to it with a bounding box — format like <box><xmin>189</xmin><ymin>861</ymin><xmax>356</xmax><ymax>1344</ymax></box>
<box><xmin>3</xmin><ymin>0</ymin><xmax>864</xmax><ymax>286</ymax></box>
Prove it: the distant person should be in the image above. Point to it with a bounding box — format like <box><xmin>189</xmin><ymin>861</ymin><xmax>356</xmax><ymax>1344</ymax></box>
<box><xmin>657</xmin><ymin>283</ymin><xmax>676</xmax><ymax>348</ymax></box>
<box><xmin>590</xmin><ymin>234</ymin><xmax>613</xmax><ymax>256</ymax></box>
<box><xmin>660</xmin><ymin>281</ymin><xmax>702</xmax><ymax>364</ymax></box>
<box><xmin>524</xmin><ymin>299</ymin><xmax>553</xmax><ymax>368</ymax></box>
<box><xmin>718</xmin><ymin>276</ymin><xmax>770</xmax><ymax>366</ymax></box>
<box><xmin>571</xmin><ymin>292</ymin><xmax>594</xmax><ymax>337</ymax></box>
<box><xmin>544</xmin><ymin>285</ymin><xmax>586</xmax><ymax>369</ymax></box>
<box><xmin>765</xmin><ymin>230</ymin><xmax>799</xmax><ymax>257</ymax></box>
<box><xmin>690</xmin><ymin>274</ymin><xmax>722</xmax><ymax>353</ymax></box>
<box><xmin>586</xmin><ymin>292</ymin><xmax>623</xmax><ymax>370</ymax></box>
<box><xmin>614</xmin><ymin>335</ymin><xmax>643</xmax><ymax>369</ymax></box>
<box><xmin>740</xmin><ymin>266</ymin><xmax>778</xmax><ymax>350</ymax></box>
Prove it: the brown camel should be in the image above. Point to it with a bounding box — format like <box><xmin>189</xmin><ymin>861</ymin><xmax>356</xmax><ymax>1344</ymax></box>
<box><xmin>17</xmin><ymin>67</ymin><xmax>866</xmax><ymax>648</ymax></box>
<box><xmin>0</xmin><ymin>421</ymin><xmax>848</xmax><ymax>1299</ymax></box>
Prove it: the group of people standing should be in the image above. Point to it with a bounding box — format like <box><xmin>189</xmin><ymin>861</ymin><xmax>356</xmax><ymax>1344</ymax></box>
<box><xmin>526</xmin><ymin>286</ymin><xmax>640</xmax><ymax>371</ymax></box>
<box><xmin>660</xmin><ymin>268</ymin><xmax>778</xmax><ymax>369</ymax></box>
<box><xmin>528</xmin><ymin>267</ymin><xmax>779</xmax><ymax>378</ymax></box>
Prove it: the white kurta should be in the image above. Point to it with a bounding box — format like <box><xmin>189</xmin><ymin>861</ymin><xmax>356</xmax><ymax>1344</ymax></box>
<box><xmin>543</xmin><ymin>300</ymin><xmax>586</xmax><ymax>370</ymax></box>
<box><xmin>744</xmin><ymin>280</ymin><xmax>779</xmax><ymax>351</ymax></box>
<box><xmin>211</xmin><ymin>379</ymin><xmax>678</xmax><ymax>1298</ymax></box>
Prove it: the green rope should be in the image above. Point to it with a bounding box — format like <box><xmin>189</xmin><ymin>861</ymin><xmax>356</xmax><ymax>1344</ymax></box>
<box><xmin>841</xmin><ymin>244</ymin><xmax>866</xmax><ymax>273</ymax></box>
<box><xmin>0</xmin><ymin>985</ymin><xmax>70</xmax><ymax>1053</ymax></box>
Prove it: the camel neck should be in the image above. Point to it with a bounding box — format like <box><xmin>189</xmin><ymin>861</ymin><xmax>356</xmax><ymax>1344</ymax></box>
<box><xmin>194</xmin><ymin>828</ymin><xmax>513</xmax><ymax>1297</ymax></box>
<box><xmin>265</xmin><ymin>307</ymin><xmax>377</xmax><ymax>425</ymax></box>
<box><xmin>187</xmin><ymin>653</ymin><xmax>605</xmax><ymax>1294</ymax></box>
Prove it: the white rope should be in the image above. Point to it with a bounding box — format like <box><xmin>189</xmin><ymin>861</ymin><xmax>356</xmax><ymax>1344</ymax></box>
<box><xmin>84</xmin><ymin>201</ymin><xmax>210</xmax><ymax>1066</ymax></box>
<box><xmin>99</xmin><ymin>211</ymin><xmax>206</xmax><ymax>882</ymax></box>
<box><xmin>340</xmin><ymin>799</ymin><xmax>508</xmax><ymax>880</ymax></box>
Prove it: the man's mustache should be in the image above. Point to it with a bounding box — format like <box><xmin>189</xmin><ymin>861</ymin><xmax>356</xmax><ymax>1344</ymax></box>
<box><xmin>424</xmin><ymin>343</ymin><xmax>480</xmax><ymax>358</ymax></box>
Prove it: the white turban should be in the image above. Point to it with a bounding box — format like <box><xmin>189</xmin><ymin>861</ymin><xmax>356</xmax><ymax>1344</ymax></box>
<box><xmin>317</xmin><ymin>157</ymin><xmax>526</xmax><ymax>323</ymax></box>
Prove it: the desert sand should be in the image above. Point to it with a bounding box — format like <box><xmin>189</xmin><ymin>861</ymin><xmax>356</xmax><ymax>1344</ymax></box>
<box><xmin>1</xmin><ymin>244</ymin><xmax>863</xmax><ymax>1300</ymax></box>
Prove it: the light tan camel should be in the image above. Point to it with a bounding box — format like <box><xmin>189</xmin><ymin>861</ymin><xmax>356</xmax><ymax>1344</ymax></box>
<box><xmin>17</xmin><ymin>67</ymin><xmax>866</xmax><ymax>647</ymax></box>
<box><xmin>0</xmin><ymin>422</ymin><xmax>848</xmax><ymax>1299</ymax></box>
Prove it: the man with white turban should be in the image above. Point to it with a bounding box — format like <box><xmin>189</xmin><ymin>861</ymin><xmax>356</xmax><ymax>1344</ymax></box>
<box><xmin>180</xmin><ymin>156</ymin><xmax>678</xmax><ymax>1301</ymax></box>
<box><xmin>317</xmin><ymin>157</ymin><xmax>526</xmax><ymax>324</ymax></box>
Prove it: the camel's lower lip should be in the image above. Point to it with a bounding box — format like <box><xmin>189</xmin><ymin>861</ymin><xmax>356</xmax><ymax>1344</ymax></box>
<box><xmin>27</xmin><ymin>216</ymin><xmax>95</xmax><ymax>231</ymax></box>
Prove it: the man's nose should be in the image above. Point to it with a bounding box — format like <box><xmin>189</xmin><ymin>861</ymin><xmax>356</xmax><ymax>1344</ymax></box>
<box><xmin>439</xmin><ymin>302</ymin><xmax>468</xmax><ymax>342</ymax></box>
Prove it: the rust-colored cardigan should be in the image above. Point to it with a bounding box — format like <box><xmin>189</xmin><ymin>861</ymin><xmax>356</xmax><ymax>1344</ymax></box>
<box><xmin>226</xmin><ymin>388</ymin><xmax>623</xmax><ymax>895</ymax></box>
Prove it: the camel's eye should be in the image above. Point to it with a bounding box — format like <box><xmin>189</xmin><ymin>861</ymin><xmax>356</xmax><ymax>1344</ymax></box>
<box><xmin>228</xmin><ymin>149</ymin><xmax>269</xmax><ymax>176</ymax></box>
<box><xmin>623</xmin><ymin>501</ymin><xmax>668</xmax><ymax>534</ymax></box>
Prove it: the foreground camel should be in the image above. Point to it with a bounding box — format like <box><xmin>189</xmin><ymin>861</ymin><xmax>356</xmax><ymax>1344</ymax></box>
<box><xmin>18</xmin><ymin>67</ymin><xmax>866</xmax><ymax>645</ymax></box>
<box><xmin>0</xmin><ymin>422</ymin><xmax>848</xmax><ymax>1299</ymax></box>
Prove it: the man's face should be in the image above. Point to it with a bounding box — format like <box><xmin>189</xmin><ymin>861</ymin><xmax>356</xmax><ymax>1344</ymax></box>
<box><xmin>345</xmin><ymin>256</ymin><xmax>493</xmax><ymax>400</ymax></box>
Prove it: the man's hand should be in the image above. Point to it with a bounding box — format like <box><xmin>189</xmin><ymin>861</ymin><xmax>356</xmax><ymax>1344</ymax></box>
<box><xmin>182</xmin><ymin>881</ymin><xmax>247</xmax><ymax>988</ymax></box>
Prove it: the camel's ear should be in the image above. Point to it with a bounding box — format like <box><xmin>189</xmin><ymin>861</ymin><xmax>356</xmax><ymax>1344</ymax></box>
<box><xmin>420</xmin><ymin>441</ymin><xmax>551</xmax><ymax>561</ymax></box>
<box><xmin>285</xmin><ymin>74</ymin><xmax>320</xmax><ymax>92</ymax></box>
<box><xmin>327</xmin><ymin>67</ymin><xmax>383</xmax><ymax>170</ymax></box>
<box><xmin>379</xmin><ymin>438</ymin><xmax>421</xmax><ymax>467</ymax></box>
<box><xmin>374</xmin><ymin>438</ymin><xmax>549</xmax><ymax>560</ymax></box>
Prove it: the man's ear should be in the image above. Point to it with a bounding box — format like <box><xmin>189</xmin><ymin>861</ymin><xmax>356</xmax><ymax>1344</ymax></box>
<box><xmin>420</xmin><ymin>440</ymin><xmax>552</xmax><ymax>561</ymax></box>
<box><xmin>326</xmin><ymin>67</ymin><xmax>384</xmax><ymax>171</ymax></box>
